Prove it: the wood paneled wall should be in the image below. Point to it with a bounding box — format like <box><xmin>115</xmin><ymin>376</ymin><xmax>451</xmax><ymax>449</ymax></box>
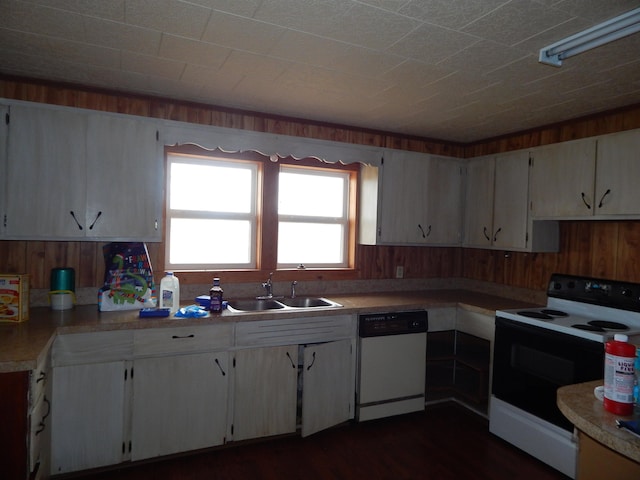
<box><xmin>2</xmin><ymin>76</ymin><xmax>640</xmax><ymax>291</ymax></box>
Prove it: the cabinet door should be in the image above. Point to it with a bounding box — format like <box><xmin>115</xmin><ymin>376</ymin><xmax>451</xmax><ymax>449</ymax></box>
<box><xmin>423</xmin><ymin>156</ymin><xmax>462</xmax><ymax>245</ymax></box>
<box><xmin>596</xmin><ymin>129</ymin><xmax>640</xmax><ymax>216</ymax></box>
<box><xmin>5</xmin><ymin>105</ymin><xmax>87</xmax><ymax>238</ymax></box>
<box><xmin>50</xmin><ymin>362</ymin><xmax>126</xmax><ymax>475</ymax></box>
<box><xmin>529</xmin><ymin>139</ymin><xmax>596</xmax><ymax>218</ymax></box>
<box><xmin>301</xmin><ymin>339</ymin><xmax>353</xmax><ymax>437</ymax></box>
<box><xmin>492</xmin><ymin>151</ymin><xmax>529</xmax><ymax>249</ymax></box>
<box><xmin>378</xmin><ymin>153</ymin><xmax>428</xmax><ymax>243</ymax></box>
<box><xmin>463</xmin><ymin>156</ymin><xmax>495</xmax><ymax>248</ymax></box>
<box><xmin>85</xmin><ymin>113</ymin><xmax>162</xmax><ymax>240</ymax></box>
<box><xmin>131</xmin><ymin>352</ymin><xmax>229</xmax><ymax>460</ymax></box>
<box><xmin>232</xmin><ymin>345</ymin><xmax>298</xmax><ymax>441</ymax></box>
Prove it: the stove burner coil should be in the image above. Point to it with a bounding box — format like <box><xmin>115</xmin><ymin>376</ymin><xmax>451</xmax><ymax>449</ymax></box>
<box><xmin>587</xmin><ymin>320</ymin><xmax>629</xmax><ymax>331</ymax></box>
<box><xmin>540</xmin><ymin>309</ymin><xmax>568</xmax><ymax>317</ymax></box>
<box><xmin>517</xmin><ymin>311</ymin><xmax>553</xmax><ymax>320</ymax></box>
<box><xmin>570</xmin><ymin>320</ymin><xmax>630</xmax><ymax>332</ymax></box>
<box><xmin>572</xmin><ymin>324</ymin><xmax>605</xmax><ymax>331</ymax></box>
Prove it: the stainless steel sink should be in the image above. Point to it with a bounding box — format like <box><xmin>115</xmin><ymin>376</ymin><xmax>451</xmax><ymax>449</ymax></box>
<box><xmin>278</xmin><ymin>297</ymin><xmax>337</xmax><ymax>308</ymax></box>
<box><xmin>226</xmin><ymin>299</ymin><xmax>286</xmax><ymax>312</ymax></box>
<box><xmin>226</xmin><ymin>296</ymin><xmax>341</xmax><ymax>312</ymax></box>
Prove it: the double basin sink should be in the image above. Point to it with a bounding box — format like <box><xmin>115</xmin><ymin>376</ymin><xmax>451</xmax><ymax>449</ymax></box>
<box><xmin>226</xmin><ymin>296</ymin><xmax>342</xmax><ymax>312</ymax></box>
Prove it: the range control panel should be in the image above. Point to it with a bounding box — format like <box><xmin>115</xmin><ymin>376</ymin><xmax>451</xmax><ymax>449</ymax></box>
<box><xmin>547</xmin><ymin>273</ymin><xmax>640</xmax><ymax>312</ymax></box>
<box><xmin>358</xmin><ymin>310</ymin><xmax>428</xmax><ymax>337</ymax></box>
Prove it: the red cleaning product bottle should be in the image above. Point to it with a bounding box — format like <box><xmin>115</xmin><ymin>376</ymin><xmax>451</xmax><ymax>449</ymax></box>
<box><xmin>604</xmin><ymin>333</ymin><xmax>636</xmax><ymax>415</ymax></box>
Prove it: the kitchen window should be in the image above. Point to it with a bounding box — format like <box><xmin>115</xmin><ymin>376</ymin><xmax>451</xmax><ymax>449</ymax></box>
<box><xmin>165</xmin><ymin>148</ymin><xmax>357</xmax><ymax>272</ymax></box>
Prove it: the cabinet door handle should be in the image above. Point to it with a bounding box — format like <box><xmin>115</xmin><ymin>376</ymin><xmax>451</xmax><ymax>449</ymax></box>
<box><xmin>418</xmin><ymin>224</ymin><xmax>431</xmax><ymax>238</ymax></box>
<box><xmin>483</xmin><ymin>227</ymin><xmax>491</xmax><ymax>241</ymax></box>
<box><xmin>171</xmin><ymin>334</ymin><xmax>195</xmax><ymax>339</ymax></box>
<box><xmin>214</xmin><ymin>358</ymin><xmax>226</xmax><ymax>376</ymax></box>
<box><xmin>36</xmin><ymin>370</ymin><xmax>46</xmax><ymax>384</ymax></box>
<box><xmin>286</xmin><ymin>351</ymin><xmax>296</xmax><ymax>368</ymax></box>
<box><xmin>581</xmin><ymin>192</ymin><xmax>592</xmax><ymax>209</ymax></box>
<box><xmin>69</xmin><ymin>210</ymin><xmax>83</xmax><ymax>230</ymax></box>
<box><xmin>597</xmin><ymin>188</ymin><xmax>611</xmax><ymax>208</ymax></box>
<box><xmin>306</xmin><ymin>351</ymin><xmax>316</xmax><ymax>371</ymax></box>
<box><xmin>493</xmin><ymin>227</ymin><xmax>502</xmax><ymax>242</ymax></box>
<box><xmin>36</xmin><ymin>396</ymin><xmax>51</xmax><ymax>435</ymax></box>
<box><xmin>88</xmin><ymin>211</ymin><xmax>102</xmax><ymax>230</ymax></box>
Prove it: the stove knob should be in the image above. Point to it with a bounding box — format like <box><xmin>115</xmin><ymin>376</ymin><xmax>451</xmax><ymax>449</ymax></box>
<box><xmin>553</xmin><ymin>282</ymin><xmax>562</xmax><ymax>290</ymax></box>
<box><xmin>621</xmin><ymin>288</ymin><xmax>633</xmax><ymax>297</ymax></box>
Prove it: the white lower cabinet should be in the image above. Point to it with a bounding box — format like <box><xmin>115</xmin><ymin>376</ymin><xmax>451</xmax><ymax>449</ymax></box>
<box><xmin>51</xmin><ymin>361</ymin><xmax>128</xmax><ymax>475</ymax></box>
<box><xmin>49</xmin><ymin>315</ymin><xmax>356</xmax><ymax>474</ymax></box>
<box><xmin>232</xmin><ymin>345</ymin><xmax>299</xmax><ymax>442</ymax></box>
<box><xmin>131</xmin><ymin>351</ymin><xmax>230</xmax><ymax>460</ymax></box>
<box><xmin>301</xmin><ymin>339</ymin><xmax>353</xmax><ymax>437</ymax></box>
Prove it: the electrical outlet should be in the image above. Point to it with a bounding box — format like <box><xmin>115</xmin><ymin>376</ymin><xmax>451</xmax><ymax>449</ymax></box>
<box><xmin>395</xmin><ymin>266</ymin><xmax>404</xmax><ymax>279</ymax></box>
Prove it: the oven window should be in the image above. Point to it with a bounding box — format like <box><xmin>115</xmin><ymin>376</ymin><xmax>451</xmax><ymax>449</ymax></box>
<box><xmin>511</xmin><ymin>344</ymin><xmax>575</xmax><ymax>385</ymax></box>
<box><xmin>493</xmin><ymin>317</ymin><xmax>603</xmax><ymax>431</ymax></box>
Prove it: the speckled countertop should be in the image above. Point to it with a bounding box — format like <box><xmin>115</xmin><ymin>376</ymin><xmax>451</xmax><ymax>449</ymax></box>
<box><xmin>0</xmin><ymin>289</ymin><xmax>536</xmax><ymax>373</ymax></box>
<box><xmin>558</xmin><ymin>380</ymin><xmax>640</xmax><ymax>464</ymax></box>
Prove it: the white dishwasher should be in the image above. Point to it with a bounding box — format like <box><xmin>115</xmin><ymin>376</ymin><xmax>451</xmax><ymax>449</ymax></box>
<box><xmin>356</xmin><ymin>310</ymin><xmax>428</xmax><ymax>422</ymax></box>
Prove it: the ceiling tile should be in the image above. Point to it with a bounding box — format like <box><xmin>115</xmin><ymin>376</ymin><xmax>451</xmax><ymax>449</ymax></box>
<box><xmin>462</xmin><ymin>0</ymin><xmax>574</xmax><ymax>47</ymax></box>
<box><xmin>201</xmin><ymin>10</ymin><xmax>287</xmax><ymax>55</ymax></box>
<box><xmin>388</xmin><ymin>22</ymin><xmax>479</xmax><ymax>63</ymax></box>
<box><xmin>159</xmin><ymin>34</ymin><xmax>231</xmax><ymax>67</ymax></box>
<box><xmin>398</xmin><ymin>0</ymin><xmax>510</xmax><ymax>29</ymax></box>
<box><xmin>124</xmin><ymin>0</ymin><xmax>211</xmax><ymax>39</ymax></box>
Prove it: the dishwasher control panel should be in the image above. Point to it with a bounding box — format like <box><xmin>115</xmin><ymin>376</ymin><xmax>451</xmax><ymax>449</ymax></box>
<box><xmin>358</xmin><ymin>310</ymin><xmax>428</xmax><ymax>337</ymax></box>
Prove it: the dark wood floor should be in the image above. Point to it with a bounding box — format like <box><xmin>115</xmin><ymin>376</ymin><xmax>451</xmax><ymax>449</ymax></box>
<box><xmin>67</xmin><ymin>402</ymin><xmax>569</xmax><ymax>480</ymax></box>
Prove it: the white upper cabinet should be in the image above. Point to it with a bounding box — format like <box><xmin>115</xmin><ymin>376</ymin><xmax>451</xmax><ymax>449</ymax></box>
<box><xmin>4</xmin><ymin>102</ymin><xmax>162</xmax><ymax>241</ymax></box>
<box><xmin>6</xmin><ymin>105</ymin><xmax>88</xmax><ymax>239</ymax></box>
<box><xmin>360</xmin><ymin>151</ymin><xmax>462</xmax><ymax>246</ymax></box>
<box><xmin>464</xmin><ymin>151</ymin><xmax>558</xmax><ymax>252</ymax></box>
<box><xmin>530</xmin><ymin>130</ymin><xmax>640</xmax><ymax>219</ymax></box>
<box><xmin>85</xmin><ymin>113</ymin><xmax>162</xmax><ymax>240</ymax></box>
<box><xmin>594</xmin><ymin>129</ymin><xmax>640</xmax><ymax>216</ymax></box>
<box><xmin>463</xmin><ymin>155</ymin><xmax>495</xmax><ymax>248</ymax></box>
<box><xmin>529</xmin><ymin>138</ymin><xmax>597</xmax><ymax>219</ymax></box>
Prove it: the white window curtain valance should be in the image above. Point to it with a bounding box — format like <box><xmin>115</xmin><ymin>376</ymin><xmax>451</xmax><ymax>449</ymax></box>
<box><xmin>161</xmin><ymin>118</ymin><xmax>383</xmax><ymax>166</ymax></box>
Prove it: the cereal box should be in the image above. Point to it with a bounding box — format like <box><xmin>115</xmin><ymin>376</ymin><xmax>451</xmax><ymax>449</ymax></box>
<box><xmin>0</xmin><ymin>274</ymin><xmax>30</xmax><ymax>322</ymax></box>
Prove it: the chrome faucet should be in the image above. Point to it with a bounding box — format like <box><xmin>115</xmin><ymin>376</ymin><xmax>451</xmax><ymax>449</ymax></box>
<box><xmin>261</xmin><ymin>272</ymin><xmax>274</xmax><ymax>298</ymax></box>
<box><xmin>290</xmin><ymin>281</ymin><xmax>297</xmax><ymax>298</ymax></box>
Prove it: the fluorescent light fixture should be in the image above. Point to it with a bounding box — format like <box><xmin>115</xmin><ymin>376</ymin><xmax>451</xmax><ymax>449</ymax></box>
<box><xmin>539</xmin><ymin>7</ymin><xmax>640</xmax><ymax>66</ymax></box>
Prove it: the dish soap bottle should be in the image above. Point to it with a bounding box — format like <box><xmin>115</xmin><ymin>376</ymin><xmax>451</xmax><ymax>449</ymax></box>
<box><xmin>159</xmin><ymin>272</ymin><xmax>180</xmax><ymax>314</ymax></box>
<box><xmin>209</xmin><ymin>277</ymin><xmax>223</xmax><ymax>313</ymax></box>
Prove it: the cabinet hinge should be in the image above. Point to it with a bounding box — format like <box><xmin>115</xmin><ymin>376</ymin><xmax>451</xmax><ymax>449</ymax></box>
<box><xmin>233</xmin><ymin>357</ymin><xmax>236</xmax><ymax>368</ymax></box>
<box><xmin>129</xmin><ymin>441</ymin><xmax>132</xmax><ymax>453</ymax></box>
<box><xmin>381</xmin><ymin>156</ymin><xmax>384</xmax><ymax>165</ymax></box>
<box><xmin>131</xmin><ymin>366</ymin><xmax>134</xmax><ymax>379</ymax></box>
<box><xmin>156</xmin><ymin>129</ymin><xmax>159</xmax><ymax>142</ymax></box>
<box><xmin>231</xmin><ymin>424</ymin><xmax>234</xmax><ymax>435</ymax></box>
<box><xmin>3</xmin><ymin>214</ymin><xmax>6</xmax><ymax>228</ymax></box>
<box><xmin>124</xmin><ymin>369</ymin><xmax>127</xmax><ymax>381</ymax></box>
<box><xmin>5</xmin><ymin>112</ymin><xmax>8</xmax><ymax>125</ymax></box>
<box><xmin>122</xmin><ymin>442</ymin><xmax>126</xmax><ymax>454</ymax></box>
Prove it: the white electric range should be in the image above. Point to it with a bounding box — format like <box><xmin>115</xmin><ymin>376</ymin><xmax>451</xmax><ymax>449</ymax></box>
<box><xmin>491</xmin><ymin>274</ymin><xmax>640</xmax><ymax>479</ymax></box>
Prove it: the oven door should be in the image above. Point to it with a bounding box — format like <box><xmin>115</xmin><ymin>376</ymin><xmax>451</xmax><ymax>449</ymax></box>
<box><xmin>492</xmin><ymin>316</ymin><xmax>603</xmax><ymax>431</ymax></box>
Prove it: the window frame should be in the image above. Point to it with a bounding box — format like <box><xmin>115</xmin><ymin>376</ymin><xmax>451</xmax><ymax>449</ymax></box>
<box><xmin>165</xmin><ymin>153</ymin><xmax>260</xmax><ymax>270</ymax></box>
<box><xmin>277</xmin><ymin>164</ymin><xmax>351</xmax><ymax>269</ymax></box>
<box><xmin>163</xmin><ymin>145</ymin><xmax>358</xmax><ymax>278</ymax></box>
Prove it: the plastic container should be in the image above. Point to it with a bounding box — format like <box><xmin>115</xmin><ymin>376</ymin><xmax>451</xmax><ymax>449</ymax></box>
<box><xmin>209</xmin><ymin>277</ymin><xmax>223</xmax><ymax>313</ymax></box>
<box><xmin>159</xmin><ymin>272</ymin><xmax>180</xmax><ymax>314</ymax></box>
<box><xmin>634</xmin><ymin>347</ymin><xmax>640</xmax><ymax>409</ymax></box>
<box><xmin>604</xmin><ymin>333</ymin><xmax>636</xmax><ymax>415</ymax></box>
